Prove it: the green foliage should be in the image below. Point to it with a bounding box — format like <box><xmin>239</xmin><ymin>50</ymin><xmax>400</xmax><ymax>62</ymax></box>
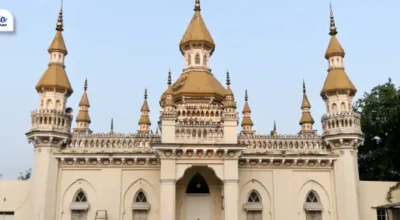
<box><xmin>354</xmin><ymin>78</ymin><xmax>400</xmax><ymax>181</ymax></box>
<box><xmin>18</xmin><ymin>168</ymin><xmax>32</xmax><ymax>180</ymax></box>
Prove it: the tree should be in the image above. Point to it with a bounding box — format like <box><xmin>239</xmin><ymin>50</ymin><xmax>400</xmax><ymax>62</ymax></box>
<box><xmin>18</xmin><ymin>168</ymin><xmax>32</xmax><ymax>180</ymax></box>
<box><xmin>354</xmin><ymin>78</ymin><xmax>400</xmax><ymax>181</ymax></box>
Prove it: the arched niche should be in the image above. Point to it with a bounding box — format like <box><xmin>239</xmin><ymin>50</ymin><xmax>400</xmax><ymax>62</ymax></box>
<box><xmin>176</xmin><ymin>164</ymin><xmax>224</xmax><ymax>181</ymax></box>
<box><xmin>60</xmin><ymin>179</ymin><xmax>97</xmax><ymax>220</ymax></box>
<box><xmin>240</xmin><ymin>179</ymin><xmax>272</xmax><ymax>220</ymax></box>
<box><xmin>296</xmin><ymin>180</ymin><xmax>332</xmax><ymax>219</ymax></box>
<box><xmin>186</xmin><ymin>173</ymin><xmax>210</xmax><ymax>194</ymax></box>
<box><xmin>121</xmin><ymin>178</ymin><xmax>158</xmax><ymax>220</ymax></box>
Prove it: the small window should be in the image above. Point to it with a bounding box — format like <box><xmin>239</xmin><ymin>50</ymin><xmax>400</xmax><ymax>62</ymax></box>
<box><xmin>74</xmin><ymin>191</ymin><xmax>87</xmax><ymax>202</ymax></box>
<box><xmin>195</xmin><ymin>53</ymin><xmax>200</xmax><ymax>64</ymax></box>
<box><xmin>377</xmin><ymin>209</ymin><xmax>388</xmax><ymax>220</ymax></box>
<box><xmin>248</xmin><ymin>191</ymin><xmax>260</xmax><ymax>203</ymax></box>
<box><xmin>203</xmin><ymin>54</ymin><xmax>207</xmax><ymax>65</ymax></box>
<box><xmin>187</xmin><ymin>54</ymin><xmax>192</xmax><ymax>65</ymax></box>
<box><xmin>135</xmin><ymin>191</ymin><xmax>147</xmax><ymax>203</ymax></box>
<box><xmin>306</xmin><ymin>191</ymin><xmax>319</xmax><ymax>203</ymax></box>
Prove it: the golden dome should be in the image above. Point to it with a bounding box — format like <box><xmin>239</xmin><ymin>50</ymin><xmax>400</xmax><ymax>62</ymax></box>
<box><xmin>170</xmin><ymin>71</ymin><xmax>227</xmax><ymax>102</ymax></box>
<box><xmin>79</xmin><ymin>79</ymin><xmax>90</xmax><ymax>107</ymax></box>
<box><xmin>299</xmin><ymin>112</ymin><xmax>314</xmax><ymax>125</ymax></box>
<box><xmin>35</xmin><ymin>64</ymin><xmax>73</xmax><ymax>95</ymax></box>
<box><xmin>179</xmin><ymin>0</ymin><xmax>215</xmax><ymax>54</ymax></box>
<box><xmin>321</xmin><ymin>69</ymin><xmax>357</xmax><ymax>96</ymax></box>
<box><xmin>76</xmin><ymin>111</ymin><xmax>91</xmax><ymax>123</ymax></box>
<box><xmin>138</xmin><ymin>115</ymin><xmax>151</xmax><ymax>126</ymax></box>
<box><xmin>241</xmin><ymin>117</ymin><xmax>254</xmax><ymax>126</ymax></box>
<box><xmin>325</xmin><ymin>35</ymin><xmax>344</xmax><ymax>59</ymax></box>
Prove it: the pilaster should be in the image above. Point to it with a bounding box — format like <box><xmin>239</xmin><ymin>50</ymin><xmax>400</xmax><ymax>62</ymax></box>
<box><xmin>160</xmin><ymin>159</ymin><xmax>176</xmax><ymax>220</ymax></box>
<box><xmin>223</xmin><ymin>159</ymin><xmax>239</xmax><ymax>220</ymax></box>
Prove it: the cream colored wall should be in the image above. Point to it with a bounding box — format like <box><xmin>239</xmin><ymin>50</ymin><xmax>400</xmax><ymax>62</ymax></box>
<box><xmin>0</xmin><ymin>180</ymin><xmax>32</xmax><ymax>220</ymax></box>
<box><xmin>56</xmin><ymin>168</ymin><xmax>160</xmax><ymax>220</ymax></box>
<box><xmin>358</xmin><ymin>181</ymin><xmax>400</xmax><ymax>220</ymax></box>
<box><xmin>238</xmin><ymin>169</ymin><xmax>336</xmax><ymax>220</ymax></box>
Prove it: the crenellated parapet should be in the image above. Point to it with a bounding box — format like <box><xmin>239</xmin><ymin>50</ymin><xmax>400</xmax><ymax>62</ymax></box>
<box><xmin>238</xmin><ymin>133</ymin><xmax>327</xmax><ymax>155</ymax></box>
<box><xmin>63</xmin><ymin>133</ymin><xmax>161</xmax><ymax>154</ymax></box>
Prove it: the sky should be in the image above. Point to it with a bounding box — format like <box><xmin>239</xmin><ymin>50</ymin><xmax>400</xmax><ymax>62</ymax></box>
<box><xmin>0</xmin><ymin>0</ymin><xmax>399</xmax><ymax>179</ymax></box>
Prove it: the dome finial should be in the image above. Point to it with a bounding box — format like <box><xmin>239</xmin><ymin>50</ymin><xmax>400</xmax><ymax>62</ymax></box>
<box><xmin>226</xmin><ymin>70</ymin><xmax>231</xmax><ymax>86</ymax></box>
<box><xmin>56</xmin><ymin>0</ymin><xmax>64</xmax><ymax>31</ymax></box>
<box><xmin>303</xmin><ymin>79</ymin><xmax>306</xmax><ymax>93</ymax></box>
<box><xmin>245</xmin><ymin>89</ymin><xmax>248</xmax><ymax>102</ymax></box>
<box><xmin>329</xmin><ymin>3</ymin><xmax>338</xmax><ymax>36</ymax></box>
<box><xmin>168</xmin><ymin>70</ymin><xmax>172</xmax><ymax>86</ymax></box>
<box><xmin>84</xmin><ymin>78</ymin><xmax>88</xmax><ymax>91</ymax></box>
<box><xmin>274</xmin><ymin>120</ymin><xmax>277</xmax><ymax>131</ymax></box>
<box><xmin>144</xmin><ymin>88</ymin><xmax>148</xmax><ymax>100</ymax></box>
<box><xmin>194</xmin><ymin>0</ymin><xmax>201</xmax><ymax>12</ymax></box>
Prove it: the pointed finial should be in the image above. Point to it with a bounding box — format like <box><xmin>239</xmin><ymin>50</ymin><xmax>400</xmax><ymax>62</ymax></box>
<box><xmin>56</xmin><ymin>0</ymin><xmax>64</xmax><ymax>31</ymax></box>
<box><xmin>168</xmin><ymin>70</ymin><xmax>172</xmax><ymax>86</ymax></box>
<box><xmin>194</xmin><ymin>0</ymin><xmax>201</xmax><ymax>12</ymax></box>
<box><xmin>329</xmin><ymin>3</ymin><xmax>338</xmax><ymax>36</ymax></box>
<box><xmin>156</xmin><ymin>127</ymin><xmax>159</xmax><ymax>134</ymax></box>
<box><xmin>274</xmin><ymin>120</ymin><xmax>277</xmax><ymax>130</ymax></box>
<box><xmin>245</xmin><ymin>89</ymin><xmax>248</xmax><ymax>102</ymax></box>
<box><xmin>303</xmin><ymin>80</ymin><xmax>306</xmax><ymax>93</ymax></box>
<box><xmin>84</xmin><ymin>78</ymin><xmax>88</xmax><ymax>91</ymax></box>
<box><xmin>110</xmin><ymin>118</ymin><xmax>114</xmax><ymax>130</ymax></box>
<box><xmin>144</xmin><ymin>88</ymin><xmax>148</xmax><ymax>100</ymax></box>
<box><xmin>226</xmin><ymin>71</ymin><xmax>231</xmax><ymax>86</ymax></box>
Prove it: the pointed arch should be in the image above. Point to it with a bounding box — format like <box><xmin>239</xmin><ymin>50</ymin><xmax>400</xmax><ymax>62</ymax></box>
<box><xmin>186</xmin><ymin>173</ymin><xmax>210</xmax><ymax>194</ymax></box>
<box><xmin>134</xmin><ymin>190</ymin><xmax>148</xmax><ymax>203</ymax></box>
<box><xmin>297</xmin><ymin>179</ymin><xmax>331</xmax><ymax>219</ymax></box>
<box><xmin>122</xmin><ymin>178</ymin><xmax>158</xmax><ymax>220</ymax></box>
<box><xmin>240</xmin><ymin>179</ymin><xmax>272</xmax><ymax>220</ymax></box>
<box><xmin>60</xmin><ymin>179</ymin><xmax>96</xmax><ymax>220</ymax></box>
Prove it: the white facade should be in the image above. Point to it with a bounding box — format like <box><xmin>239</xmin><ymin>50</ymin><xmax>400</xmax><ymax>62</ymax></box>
<box><xmin>1</xmin><ymin>2</ymin><xmax>400</xmax><ymax>220</ymax></box>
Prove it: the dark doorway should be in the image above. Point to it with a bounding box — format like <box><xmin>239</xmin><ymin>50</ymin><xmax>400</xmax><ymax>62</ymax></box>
<box><xmin>186</xmin><ymin>173</ymin><xmax>210</xmax><ymax>194</ymax></box>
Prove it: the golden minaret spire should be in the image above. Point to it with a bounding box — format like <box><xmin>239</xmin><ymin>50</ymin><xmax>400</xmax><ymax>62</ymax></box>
<box><xmin>109</xmin><ymin>118</ymin><xmax>114</xmax><ymax>135</ymax></box>
<box><xmin>299</xmin><ymin>80</ymin><xmax>315</xmax><ymax>134</ymax></box>
<box><xmin>35</xmin><ymin>0</ymin><xmax>72</xmax><ymax>96</ymax></box>
<box><xmin>138</xmin><ymin>88</ymin><xmax>151</xmax><ymax>134</ymax></box>
<box><xmin>75</xmin><ymin>78</ymin><xmax>92</xmax><ymax>134</ymax></box>
<box><xmin>321</xmin><ymin>4</ymin><xmax>356</xmax><ymax>99</ymax></box>
<box><xmin>164</xmin><ymin>71</ymin><xmax>176</xmax><ymax>108</ymax></box>
<box><xmin>241</xmin><ymin>89</ymin><xmax>254</xmax><ymax>134</ymax></box>
<box><xmin>271</xmin><ymin>120</ymin><xmax>278</xmax><ymax>136</ymax></box>
<box><xmin>223</xmin><ymin>71</ymin><xmax>236</xmax><ymax>109</ymax></box>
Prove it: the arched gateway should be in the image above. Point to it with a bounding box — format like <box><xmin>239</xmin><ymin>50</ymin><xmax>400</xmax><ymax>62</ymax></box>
<box><xmin>176</xmin><ymin>167</ymin><xmax>223</xmax><ymax>220</ymax></box>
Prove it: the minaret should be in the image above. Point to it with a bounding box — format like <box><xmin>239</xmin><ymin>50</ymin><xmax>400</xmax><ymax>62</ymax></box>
<box><xmin>321</xmin><ymin>5</ymin><xmax>363</xmax><ymax>220</ymax></box>
<box><xmin>241</xmin><ymin>89</ymin><xmax>254</xmax><ymax>135</ymax></box>
<box><xmin>74</xmin><ymin>79</ymin><xmax>92</xmax><ymax>134</ymax></box>
<box><xmin>138</xmin><ymin>89</ymin><xmax>151</xmax><ymax>134</ymax></box>
<box><xmin>180</xmin><ymin>0</ymin><xmax>215</xmax><ymax>72</ymax></box>
<box><xmin>299</xmin><ymin>80</ymin><xmax>315</xmax><ymax>134</ymax></box>
<box><xmin>26</xmin><ymin>3</ymin><xmax>73</xmax><ymax>220</ymax></box>
<box><xmin>109</xmin><ymin>118</ymin><xmax>114</xmax><ymax>135</ymax></box>
<box><xmin>223</xmin><ymin>71</ymin><xmax>237</xmax><ymax>110</ymax></box>
<box><xmin>271</xmin><ymin>120</ymin><xmax>278</xmax><ymax>136</ymax></box>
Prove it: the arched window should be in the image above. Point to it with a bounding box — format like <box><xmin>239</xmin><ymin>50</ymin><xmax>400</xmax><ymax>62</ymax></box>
<box><xmin>203</xmin><ymin>54</ymin><xmax>207</xmax><ymax>65</ymax></box>
<box><xmin>132</xmin><ymin>190</ymin><xmax>150</xmax><ymax>220</ymax></box>
<box><xmin>340</xmin><ymin>102</ymin><xmax>345</xmax><ymax>112</ymax></box>
<box><xmin>187</xmin><ymin>54</ymin><xmax>192</xmax><ymax>65</ymax></box>
<box><xmin>304</xmin><ymin>191</ymin><xmax>323</xmax><ymax>220</ymax></box>
<box><xmin>244</xmin><ymin>190</ymin><xmax>263</xmax><ymax>220</ymax></box>
<box><xmin>331</xmin><ymin>103</ymin><xmax>337</xmax><ymax>114</ymax></box>
<box><xmin>70</xmin><ymin>190</ymin><xmax>89</xmax><ymax>220</ymax></box>
<box><xmin>195</xmin><ymin>53</ymin><xmax>200</xmax><ymax>64</ymax></box>
<box><xmin>248</xmin><ymin>191</ymin><xmax>261</xmax><ymax>203</ymax></box>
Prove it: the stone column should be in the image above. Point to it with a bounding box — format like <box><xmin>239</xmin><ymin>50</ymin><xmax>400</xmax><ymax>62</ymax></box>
<box><xmin>223</xmin><ymin>160</ymin><xmax>239</xmax><ymax>220</ymax></box>
<box><xmin>160</xmin><ymin>159</ymin><xmax>176</xmax><ymax>220</ymax></box>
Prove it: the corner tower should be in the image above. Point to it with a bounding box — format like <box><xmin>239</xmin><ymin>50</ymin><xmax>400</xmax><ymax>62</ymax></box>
<box><xmin>26</xmin><ymin>3</ymin><xmax>73</xmax><ymax>220</ymax></box>
<box><xmin>320</xmin><ymin>5</ymin><xmax>364</xmax><ymax>220</ymax></box>
<box><xmin>158</xmin><ymin>0</ymin><xmax>238</xmax><ymax>144</ymax></box>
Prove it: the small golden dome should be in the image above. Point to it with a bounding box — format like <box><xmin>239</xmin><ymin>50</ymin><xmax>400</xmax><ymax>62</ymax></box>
<box><xmin>79</xmin><ymin>79</ymin><xmax>90</xmax><ymax>107</ymax></box>
<box><xmin>321</xmin><ymin>69</ymin><xmax>357</xmax><ymax>96</ymax></box>
<box><xmin>179</xmin><ymin>0</ymin><xmax>215</xmax><ymax>54</ymax></box>
<box><xmin>325</xmin><ymin>35</ymin><xmax>345</xmax><ymax>59</ymax></box>
<box><xmin>35</xmin><ymin>64</ymin><xmax>73</xmax><ymax>95</ymax></box>
<box><xmin>241</xmin><ymin>117</ymin><xmax>254</xmax><ymax>126</ymax></box>
<box><xmin>299</xmin><ymin>112</ymin><xmax>314</xmax><ymax>125</ymax></box>
<box><xmin>138</xmin><ymin>115</ymin><xmax>151</xmax><ymax>126</ymax></box>
<box><xmin>242</xmin><ymin>90</ymin><xmax>251</xmax><ymax>113</ymax></box>
<box><xmin>76</xmin><ymin>111</ymin><xmax>91</xmax><ymax>123</ymax></box>
<box><xmin>301</xmin><ymin>81</ymin><xmax>311</xmax><ymax>109</ymax></box>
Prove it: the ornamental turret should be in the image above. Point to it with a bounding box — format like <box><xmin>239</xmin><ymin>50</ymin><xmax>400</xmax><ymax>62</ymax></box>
<box><xmin>241</xmin><ymin>90</ymin><xmax>254</xmax><ymax>135</ymax></box>
<box><xmin>320</xmin><ymin>6</ymin><xmax>364</xmax><ymax>220</ymax></box>
<box><xmin>138</xmin><ymin>89</ymin><xmax>151</xmax><ymax>134</ymax></box>
<box><xmin>74</xmin><ymin>79</ymin><xmax>92</xmax><ymax>134</ymax></box>
<box><xmin>299</xmin><ymin>80</ymin><xmax>315</xmax><ymax>135</ymax></box>
<box><xmin>26</xmin><ymin>4</ymin><xmax>74</xmax><ymax>220</ymax></box>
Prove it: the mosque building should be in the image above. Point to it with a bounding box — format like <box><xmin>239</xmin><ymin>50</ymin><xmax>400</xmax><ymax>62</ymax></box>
<box><xmin>1</xmin><ymin>1</ymin><xmax>400</xmax><ymax>220</ymax></box>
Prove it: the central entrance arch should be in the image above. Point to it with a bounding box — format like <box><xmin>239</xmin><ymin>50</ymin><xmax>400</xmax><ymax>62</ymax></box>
<box><xmin>176</xmin><ymin>167</ymin><xmax>222</xmax><ymax>220</ymax></box>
